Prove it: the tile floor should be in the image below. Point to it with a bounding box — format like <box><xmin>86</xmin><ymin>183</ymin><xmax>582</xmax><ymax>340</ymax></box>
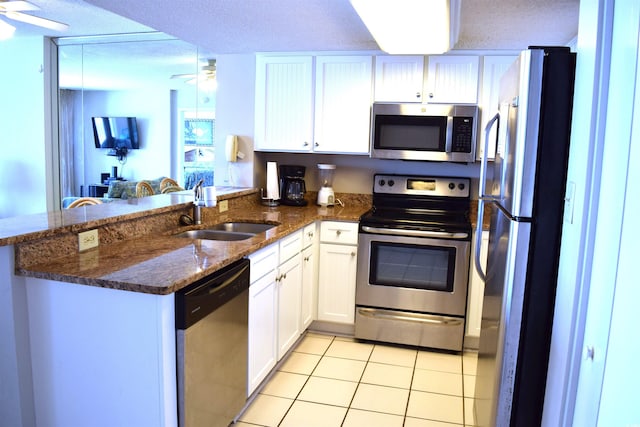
<box><xmin>236</xmin><ymin>333</ymin><xmax>479</xmax><ymax>427</ymax></box>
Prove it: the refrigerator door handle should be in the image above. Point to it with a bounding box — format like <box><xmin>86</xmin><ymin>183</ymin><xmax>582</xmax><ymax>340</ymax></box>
<box><xmin>479</xmin><ymin>112</ymin><xmax>500</xmax><ymax>201</ymax></box>
<box><xmin>474</xmin><ymin>198</ymin><xmax>487</xmax><ymax>282</ymax></box>
<box><xmin>474</xmin><ymin>113</ymin><xmax>499</xmax><ymax>283</ymax></box>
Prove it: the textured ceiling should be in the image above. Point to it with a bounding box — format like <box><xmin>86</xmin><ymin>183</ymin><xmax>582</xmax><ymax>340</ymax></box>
<box><xmin>4</xmin><ymin>0</ymin><xmax>579</xmax><ymax>52</ymax></box>
<box><xmin>4</xmin><ymin>0</ymin><xmax>579</xmax><ymax>89</ymax></box>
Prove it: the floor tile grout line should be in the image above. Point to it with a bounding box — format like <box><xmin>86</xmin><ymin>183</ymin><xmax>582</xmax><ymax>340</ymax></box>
<box><xmin>338</xmin><ymin>340</ymin><xmax>375</xmax><ymax>426</ymax></box>
<box><xmin>276</xmin><ymin>334</ymin><xmax>336</xmax><ymax>427</ymax></box>
<box><xmin>401</xmin><ymin>347</ymin><xmax>420</xmax><ymax>426</ymax></box>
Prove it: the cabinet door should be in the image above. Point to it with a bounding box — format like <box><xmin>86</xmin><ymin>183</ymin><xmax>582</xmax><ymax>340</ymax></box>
<box><xmin>314</xmin><ymin>56</ymin><xmax>373</xmax><ymax>154</ymax></box>
<box><xmin>374</xmin><ymin>55</ymin><xmax>425</xmax><ymax>102</ymax></box>
<box><xmin>277</xmin><ymin>253</ymin><xmax>302</xmax><ymax>360</ymax></box>
<box><xmin>317</xmin><ymin>243</ymin><xmax>358</xmax><ymax>324</ymax></box>
<box><xmin>478</xmin><ymin>56</ymin><xmax>518</xmax><ymax>160</ymax></box>
<box><xmin>301</xmin><ymin>244</ymin><xmax>317</xmax><ymax>330</ymax></box>
<box><xmin>425</xmin><ymin>55</ymin><xmax>479</xmax><ymax>104</ymax></box>
<box><xmin>466</xmin><ymin>230</ymin><xmax>489</xmax><ymax>340</ymax></box>
<box><xmin>248</xmin><ymin>270</ymin><xmax>278</xmax><ymax>395</ymax></box>
<box><xmin>255</xmin><ymin>56</ymin><xmax>314</xmax><ymax>152</ymax></box>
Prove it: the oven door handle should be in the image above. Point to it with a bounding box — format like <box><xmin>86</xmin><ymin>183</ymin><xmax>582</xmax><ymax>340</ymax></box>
<box><xmin>357</xmin><ymin>307</ymin><xmax>464</xmax><ymax>326</ymax></box>
<box><xmin>360</xmin><ymin>225</ymin><xmax>469</xmax><ymax>240</ymax></box>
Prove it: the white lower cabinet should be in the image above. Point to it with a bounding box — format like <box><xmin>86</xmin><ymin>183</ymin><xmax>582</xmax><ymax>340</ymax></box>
<box><xmin>276</xmin><ymin>230</ymin><xmax>303</xmax><ymax>360</ymax></box>
<box><xmin>248</xmin><ymin>269</ymin><xmax>278</xmax><ymax>395</ymax></box>
<box><xmin>277</xmin><ymin>252</ymin><xmax>303</xmax><ymax>359</ymax></box>
<box><xmin>301</xmin><ymin>223</ymin><xmax>318</xmax><ymax>330</ymax></box>
<box><xmin>466</xmin><ymin>230</ymin><xmax>489</xmax><ymax>340</ymax></box>
<box><xmin>248</xmin><ymin>243</ymin><xmax>279</xmax><ymax>395</ymax></box>
<box><xmin>317</xmin><ymin>221</ymin><xmax>359</xmax><ymax>324</ymax></box>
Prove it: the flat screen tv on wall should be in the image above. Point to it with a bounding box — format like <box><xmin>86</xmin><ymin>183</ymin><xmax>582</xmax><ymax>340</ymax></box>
<box><xmin>92</xmin><ymin>117</ymin><xmax>140</xmax><ymax>149</ymax></box>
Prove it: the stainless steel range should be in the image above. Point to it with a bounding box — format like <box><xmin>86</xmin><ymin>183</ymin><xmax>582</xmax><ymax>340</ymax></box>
<box><xmin>355</xmin><ymin>174</ymin><xmax>471</xmax><ymax>352</ymax></box>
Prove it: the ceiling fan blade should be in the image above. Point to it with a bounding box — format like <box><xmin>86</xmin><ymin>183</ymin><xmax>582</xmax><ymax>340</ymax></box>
<box><xmin>5</xmin><ymin>10</ymin><xmax>68</xmax><ymax>31</ymax></box>
<box><xmin>170</xmin><ymin>73</ymin><xmax>197</xmax><ymax>79</ymax></box>
<box><xmin>0</xmin><ymin>1</ymin><xmax>39</xmax><ymax>12</ymax></box>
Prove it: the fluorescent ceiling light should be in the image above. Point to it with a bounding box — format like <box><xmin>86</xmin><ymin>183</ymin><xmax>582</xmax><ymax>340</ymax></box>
<box><xmin>351</xmin><ymin>0</ymin><xmax>459</xmax><ymax>54</ymax></box>
<box><xmin>5</xmin><ymin>11</ymin><xmax>69</xmax><ymax>32</ymax></box>
<box><xmin>0</xmin><ymin>19</ymin><xmax>16</xmax><ymax>40</ymax></box>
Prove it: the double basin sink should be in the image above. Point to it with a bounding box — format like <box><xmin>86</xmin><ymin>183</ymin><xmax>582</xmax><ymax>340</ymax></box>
<box><xmin>173</xmin><ymin>222</ymin><xmax>277</xmax><ymax>241</ymax></box>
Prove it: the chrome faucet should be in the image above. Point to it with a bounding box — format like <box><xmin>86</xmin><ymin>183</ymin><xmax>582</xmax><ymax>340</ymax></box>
<box><xmin>193</xmin><ymin>178</ymin><xmax>205</xmax><ymax>225</ymax></box>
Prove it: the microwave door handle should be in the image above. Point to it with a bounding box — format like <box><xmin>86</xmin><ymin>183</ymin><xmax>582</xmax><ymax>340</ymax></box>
<box><xmin>444</xmin><ymin>116</ymin><xmax>454</xmax><ymax>152</ymax></box>
<box><xmin>479</xmin><ymin>112</ymin><xmax>499</xmax><ymax>200</ymax></box>
<box><xmin>474</xmin><ymin>199</ymin><xmax>487</xmax><ymax>282</ymax></box>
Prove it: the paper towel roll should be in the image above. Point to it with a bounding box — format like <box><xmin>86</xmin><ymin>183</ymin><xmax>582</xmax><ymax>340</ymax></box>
<box><xmin>266</xmin><ymin>162</ymin><xmax>279</xmax><ymax>200</ymax></box>
<box><xmin>203</xmin><ymin>186</ymin><xmax>217</xmax><ymax>207</ymax></box>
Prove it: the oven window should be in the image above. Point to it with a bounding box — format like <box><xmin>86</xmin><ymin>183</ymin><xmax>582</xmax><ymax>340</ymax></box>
<box><xmin>374</xmin><ymin>115</ymin><xmax>447</xmax><ymax>151</ymax></box>
<box><xmin>369</xmin><ymin>241</ymin><xmax>455</xmax><ymax>292</ymax></box>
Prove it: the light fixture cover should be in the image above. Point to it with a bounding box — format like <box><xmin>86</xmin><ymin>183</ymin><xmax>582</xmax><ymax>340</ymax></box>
<box><xmin>351</xmin><ymin>0</ymin><xmax>456</xmax><ymax>54</ymax></box>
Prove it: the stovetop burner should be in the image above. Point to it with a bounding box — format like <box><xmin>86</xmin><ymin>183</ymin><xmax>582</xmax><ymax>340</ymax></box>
<box><xmin>360</xmin><ymin>174</ymin><xmax>472</xmax><ymax>235</ymax></box>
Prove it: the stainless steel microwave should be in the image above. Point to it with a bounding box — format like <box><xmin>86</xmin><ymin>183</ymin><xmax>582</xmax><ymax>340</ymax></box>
<box><xmin>370</xmin><ymin>103</ymin><xmax>478</xmax><ymax>163</ymax></box>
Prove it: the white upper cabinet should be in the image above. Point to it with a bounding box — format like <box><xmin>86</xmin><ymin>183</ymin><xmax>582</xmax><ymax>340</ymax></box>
<box><xmin>374</xmin><ymin>55</ymin><xmax>425</xmax><ymax>102</ymax></box>
<box><xmin>478</xmin><ymin>55</ymin><xmax>518</xmax><ymax>160</ymax></box>
<box><xmin>314</xmin><ymin>56</ymin><xmax>373</xmax><ymax>154</ymax></box>
<box><xmin>425</xmin><ymin>55</ymin><xmax>480</xmax><ymax>104</ymax></box>
<box><xmin>254</xmin><ymin>56</ymin><xmax>314</xmax><ymax>152</ymax></box>
<box><xmin>255</xmin><ymin>55</ymin><xmax>372</xmax><ymax>154</ymax></box>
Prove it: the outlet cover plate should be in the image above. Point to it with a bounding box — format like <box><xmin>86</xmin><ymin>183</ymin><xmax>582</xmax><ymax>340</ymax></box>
<box><xmin>218</xmin><ymin>200</ymin><xmax>229</xmax><ymax>212</ymax></box>
<box><xmin>78</xmin><ymin>229</ymin><xmax>99</xmax><ymax>251</ymax></box>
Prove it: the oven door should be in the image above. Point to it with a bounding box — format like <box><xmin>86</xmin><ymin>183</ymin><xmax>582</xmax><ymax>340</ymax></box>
<box><xmin>356</xmin><ymin>229</ymin><xmax>470</xmax><ymax>317</ymax></box>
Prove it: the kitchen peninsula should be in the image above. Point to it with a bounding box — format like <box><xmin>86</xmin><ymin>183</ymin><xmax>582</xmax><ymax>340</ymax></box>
<box><xmin>0</xmin><ymin>188</ymin><xmax>370</xmax><ymax>427</ymax></box>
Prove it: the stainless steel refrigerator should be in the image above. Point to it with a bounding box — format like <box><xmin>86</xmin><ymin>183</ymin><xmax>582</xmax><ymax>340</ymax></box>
<box><xmin>473</xmin><ymin>47</ymin><xmax>576</xmax><ymax>427</ymax></box>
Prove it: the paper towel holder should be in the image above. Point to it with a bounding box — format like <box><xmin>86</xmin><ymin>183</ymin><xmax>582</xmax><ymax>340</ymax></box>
<box><xmin>260</xmin><ymin>188</ymin><xmax>280</xmax><ymax>207</ymax></box>
<box><xmin>261</xmin><ymin>161</ymin><xmax>280</xmax><ymax>207</ymax></box>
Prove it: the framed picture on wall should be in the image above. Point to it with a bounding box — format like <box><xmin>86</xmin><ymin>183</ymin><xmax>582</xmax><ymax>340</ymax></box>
<box><xmin>184</xmin><ymin>118</ymin><xmax>214</xmax><ymax>146</ymax></box>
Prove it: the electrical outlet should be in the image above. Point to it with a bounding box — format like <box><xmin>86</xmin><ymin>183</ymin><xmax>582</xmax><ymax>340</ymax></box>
<box><xmin>78</xmin><ymin>229</ymin><xmax>99</xmax><ymax>251</ymax></box>
<box><xmin>218</xmin><ymin>200</ymin><xmax>228</xmax><ymax>212</ymax></box>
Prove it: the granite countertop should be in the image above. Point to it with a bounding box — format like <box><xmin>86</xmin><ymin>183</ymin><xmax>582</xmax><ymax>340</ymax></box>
<box><xmin>15</xmin><ymin>194</ymin><xmax>370</xmax><ymax>296</ymax></box>
<box><xmin>0</xmin><ymin>187</ymin><xmax>254</xmax><ymax>246</ymax></box>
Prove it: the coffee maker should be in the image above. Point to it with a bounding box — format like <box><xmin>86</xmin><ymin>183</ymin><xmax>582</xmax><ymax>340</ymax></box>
<box><xmin>279</xmin><ymin>165</ymin><xmax>307</xmax><ymax>206</ymax></box>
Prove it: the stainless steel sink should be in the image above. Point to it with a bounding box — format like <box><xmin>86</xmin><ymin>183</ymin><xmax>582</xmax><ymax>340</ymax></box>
<box><xmin>173</xmin><ymin>229</ymin><xmax>255</xmax><ymax>241</ymax></box>
<box><xmin>209</xmin><ymin>222</ymin><xmax>276</xmax><ymax>234</ymax></box>
<box><xmin>173</xmin><ymin>222</ymin><xmax>277</xmax><ymax>241</ymax></box>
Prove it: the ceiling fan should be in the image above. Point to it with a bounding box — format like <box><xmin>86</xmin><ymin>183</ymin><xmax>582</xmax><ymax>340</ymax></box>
<box><xmin>0</xmin><ymin>0</ymin><xmax>69</xmax><ymax>35</ymax></box>
<box><xmin>171</xmin><ymin>59</ymin><xmax>217</xmax><ymax>85</ymax></box>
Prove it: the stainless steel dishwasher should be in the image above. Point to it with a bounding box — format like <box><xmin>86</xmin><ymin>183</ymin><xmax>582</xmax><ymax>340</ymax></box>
<box><xmin>175</xmin><ymin>258</ymin><xmax>250</xmax><ymax>427</ymax></box>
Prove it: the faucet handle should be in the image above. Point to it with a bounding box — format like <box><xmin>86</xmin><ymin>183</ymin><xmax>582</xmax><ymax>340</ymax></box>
<box><xmin>193</xmin><ymin>178</ymin><xmax>205</xmax><ymax>202</ymax></box>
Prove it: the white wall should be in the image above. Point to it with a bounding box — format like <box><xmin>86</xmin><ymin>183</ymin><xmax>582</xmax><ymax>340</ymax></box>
<box><xmin>0</xmin><ymin>246</ymin><xmax>35</xmax><ymax>427</ymax></box>
<box><xmin>213</xmin><ymin>54</ymin><xmax>256</xmax><ymax>188</ymax></box>
<box><xmin>0</xmin><ymin>37</ymin><xmax>48</xmax><ymax>218</ymax></box>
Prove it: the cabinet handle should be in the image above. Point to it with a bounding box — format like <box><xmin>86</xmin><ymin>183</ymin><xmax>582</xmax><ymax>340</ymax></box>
<box><xmin>428</xmin><ymin>92</ymin><xmax>434</xmax><ymax>99</ymax></box>
<box><xmin>416</xmin><ymin>92</ymin><xmax>421</xmax><ymax>99</ymax></box>
<box><xmin>335</xmin><ymin>230</ymin><xmax>342</xmax><ymax>236</ymax></box>
<box><xmin>303</xmin><ymin>141</ymin><xmax>309</xmax><ymax>147</ymax></box>
<box><xmin>350</xmin><ymin>251</ymin><xmax>356</xmax><ymax>257</ymax></box>
<box><xmin>304</xmin><ymin>256</ymin><xmax>310</xmax><ymax>262</ymax></box>
<box><xmin>314</xmin><ymin>142</ymin><xmax>319</xmax><ymax>147</ymax></box>
<box><xmin>307</xmin><ymin>231</ymin><xmax>314</xmax><ymax>238</ymax></box>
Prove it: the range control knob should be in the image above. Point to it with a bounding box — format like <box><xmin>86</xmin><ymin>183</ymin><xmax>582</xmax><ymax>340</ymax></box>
<box><xmin>388</xmin><ymin>179</ymin><xmax>395</xmax><ymax>187</ymax></box>
<box><xmin>378</xmin><ymin>179</ymin><xmax>386</xmax><ymax>187</ymax></box>
<box><xmin>449</xmin><ymin>182</ymin><xmax>456</xmax><ymax>190</ymax></box>
<box><xmin>458</xmin><ymin>183</ymin><xmax>466</xmax><ymax>191</ymax></box>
